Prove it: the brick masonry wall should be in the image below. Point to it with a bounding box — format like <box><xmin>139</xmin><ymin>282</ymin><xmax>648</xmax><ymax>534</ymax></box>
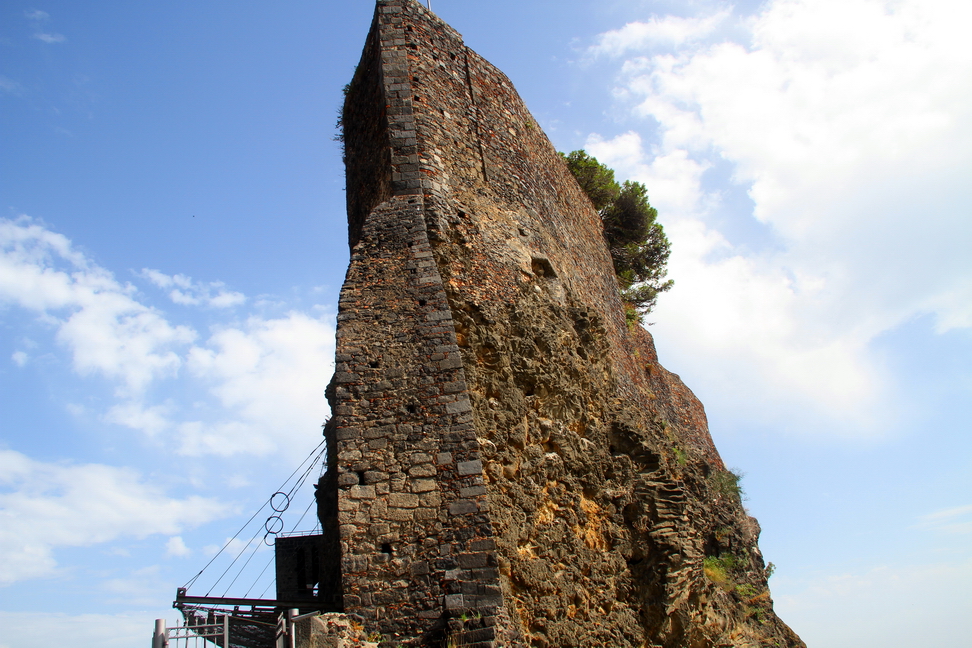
<box><xmin>324</xmin><ymin>1</ymin><xmax>805</xmax><ymax>647</ymax></box>
<box><xmin>326</xmin><ymin>3</ymin><xmax>514</xmax><ymax>646</ymax></box>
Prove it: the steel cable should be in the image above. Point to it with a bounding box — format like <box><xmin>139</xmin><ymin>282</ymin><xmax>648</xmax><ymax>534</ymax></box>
<box><xmin>182</xmin><ymin>439</ymin><xmax>326</xmax><ymax>591</ymax></box>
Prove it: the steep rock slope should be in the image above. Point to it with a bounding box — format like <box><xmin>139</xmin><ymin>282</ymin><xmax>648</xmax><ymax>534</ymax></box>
<box><xmin>324</xmin><ymin>1</ymin><xmax>805</xmax><ymax>646</ymax></box>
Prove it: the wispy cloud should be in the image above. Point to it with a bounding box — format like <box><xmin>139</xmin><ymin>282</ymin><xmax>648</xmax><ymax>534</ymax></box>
<box><xmin>0</xmin><ymin>449</ymin><xmax>229</xmax><ymax>584</ymax></box>
<box><xmin>589</xmin><ymin>10</ymin><xmax>731</xmax><ymax>57</ymax></box>
<box><xmin>0</xmin><ymin>75</ymin><xmax>24</xmax><ymax>96</ymax></box>
<box><xmin>24</xmin><ymin>9</ymin><xmax>50</xmax><ymax>21</ymax></box>
<box><xmin>140</xmin><ymin>269</ymin><xmax>246</xmax><ymax>309</ymax></box>
<box><xmin>1</xmin><ymin>218</ymin><xmax>196</xmax><ymax>394</ymax></box>
<box><xmin>33</xmin><ymin>33</ymin><xmax>66</xmax><ymax>44</ymax></box>
<box><xmin>916</xmin><ymin>504</ymin><xmax>972</xmax><ymax>534</ymax></box>
<box><xmin>102</xmin><ymin>565</ymin><xmax>171</xmax><ymax>607</ymax></box>
<box><xmin>105</xmin><ymin>401</ymin><xmax>172</xmax><ymax>437</ymax></box>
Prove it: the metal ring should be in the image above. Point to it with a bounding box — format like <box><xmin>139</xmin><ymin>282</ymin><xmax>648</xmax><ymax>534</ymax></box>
<box><xmin>270</xmin><ymin>492</ymin><xmax>290</xmax><ymax>513</ymax></box>
<box><xmin>263</xmin><ymin>532</ymin><xmax>275</xmax><ymax>547</ymax></box>
<box><xmin>264</xmin><ymin>515</ymin><xmax>284</xmax><ymax>535</ymax></box>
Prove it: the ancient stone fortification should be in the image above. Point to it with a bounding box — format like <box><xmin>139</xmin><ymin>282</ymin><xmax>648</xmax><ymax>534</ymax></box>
<box><xmin>318</xmin><ymin>1</ymin><xmax>805</xmax><ymax>646</ymax></box>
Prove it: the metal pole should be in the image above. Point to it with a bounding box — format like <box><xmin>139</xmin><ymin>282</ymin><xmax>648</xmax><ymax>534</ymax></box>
<box><xmin>276</xmin><ymin>611</ymin><xmax>285</xmax><ymax>648</ymax></box>
<box><xmin>222</xmin><ymin>614</ymin><xmax>229</xmax><ymax>648</ymax></box>
<box><xmin>153</xmin><ymin>619</ymin><xmax>166</xmax><ymax>648</ymax></box>
<box><xmin>288</xmin><ymin>609</ymin><xmax>298</xmax><ymax>648</ymax></box>
<box><xmin>427</xmin><ymin>0</ymin><xmax>432</xmax><ymax>10</ymax></box>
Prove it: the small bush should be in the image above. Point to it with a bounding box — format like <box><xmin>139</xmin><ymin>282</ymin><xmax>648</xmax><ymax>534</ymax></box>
<box><xmin>703</xmin><ymin>553</ymin><xmax>747</xmax><ymax>589</ymax></box>
<box><xmin>703</xmin><ymin>556</ymin><xmax>730</xmax><ymax>586</ymax></box>
<box><xmin>709</xmin><ymin>469</ymin><xmax>746</xmax><ymax>503</ymax></box>
<box><xmin>672</xmin><ymin>445</ymin><xmax>687</xmax><ymax>466</ymax></box>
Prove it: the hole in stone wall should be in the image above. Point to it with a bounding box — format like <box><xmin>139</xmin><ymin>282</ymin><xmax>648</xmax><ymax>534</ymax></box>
<box><xmin>609</xmin><ymin>423</ymin><xmax>661</xmax><ymax>472</ymax></box>
<box><xmin>531</xmin><ymin>257</ymin><xmax>557</xmax><ymax>278</ymax></box>
<box><xmin>381</xmin><ymin>543</ymin><xmax>393</xmax><ymax>555</ymax></box>
<box><xmin>356</xmin><ymin>471</ymin><xmax>366</xmax><ymax>484</ymax></box>
<box><xmin>414</xmin><ymin>96</ymin><xmax>421</xmax><ymax>102</ymax></box>
<box><xmin>369</xmin><ymin>361</ymin><xmax>380</xmax><ymax>368</ymax></box>
<box><xmin>418</xmin><ymin>299</ymin><xmax>427</xmax><ymax>306</ymax></box>
<box><xmin>407</xmin><ymin>404</ymin><xmax>418</xmax><ymax>414</ymax></box>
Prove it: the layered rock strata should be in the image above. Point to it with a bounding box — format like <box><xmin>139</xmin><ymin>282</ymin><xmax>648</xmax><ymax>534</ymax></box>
<box><xmin>319</xmin><ymin>1</ymin><xmax>805</xmax><ymax>646</ymax></box>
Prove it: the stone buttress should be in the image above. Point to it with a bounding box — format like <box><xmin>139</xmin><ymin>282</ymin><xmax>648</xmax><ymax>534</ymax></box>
<box><xmin>322</xmin><ymin>1</ymin><xmax>517</xmax><ymax>646</ymax></box>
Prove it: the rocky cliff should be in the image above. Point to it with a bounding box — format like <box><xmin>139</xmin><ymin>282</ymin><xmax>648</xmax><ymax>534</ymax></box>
<box><xmin>319</xmin><ymin>1</ymin><xmax>805</xmax><ymax>646</ymax></box>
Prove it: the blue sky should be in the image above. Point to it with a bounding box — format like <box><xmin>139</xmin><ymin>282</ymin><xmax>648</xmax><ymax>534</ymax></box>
<box><xmin>1</xmin><ymin>0</ymin><xmax>970</xmax><ymax>646</ymax></box>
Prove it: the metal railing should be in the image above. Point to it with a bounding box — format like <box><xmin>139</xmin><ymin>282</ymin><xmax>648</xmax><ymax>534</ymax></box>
<box><xmin>153</xmin><ymin>615</ymin><xmax>228</xmax><ymax>648</ymax></box>
<box><xmin>153</xmin><ymin>609</ymin><xmax>312</xmax><ymax>648</ymax></box>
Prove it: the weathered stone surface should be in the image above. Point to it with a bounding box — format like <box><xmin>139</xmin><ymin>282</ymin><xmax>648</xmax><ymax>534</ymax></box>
<box><xmin>295</xmin><ymin>613</ymin><xmax>379</xmax><ymax>648</ymax></box>
<box><xmin>316</xmin><ymin>1</ymin><xmax>805</xmax><ymax>647</ymax></box>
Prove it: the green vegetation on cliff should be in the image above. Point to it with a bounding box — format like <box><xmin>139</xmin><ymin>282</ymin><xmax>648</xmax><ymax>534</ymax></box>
<box><xmin>561</xmin><ymin>150</ymin><xmax>673</xmax><ymax>314</ymax></box>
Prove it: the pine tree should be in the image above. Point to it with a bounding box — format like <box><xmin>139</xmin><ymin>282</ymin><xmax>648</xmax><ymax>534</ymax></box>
<box><xmin>561</xmin><ymin>150</ymin><xmax>673</xmax><ymax>315</ymax></box>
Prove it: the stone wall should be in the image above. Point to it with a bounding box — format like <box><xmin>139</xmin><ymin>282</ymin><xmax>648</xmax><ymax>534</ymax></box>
<box><xmin>321</xmin><ymin>1</ymin><xmax>805</xmax><ymax>646</ymax></box>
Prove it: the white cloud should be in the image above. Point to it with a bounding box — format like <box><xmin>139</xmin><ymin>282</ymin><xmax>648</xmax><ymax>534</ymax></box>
<box><xmin>586</xmin><ymin>131</ymin><xmax>710</xmax><ymax>216</ymax></box>
<box><xmin>178</xmin><ymin>313</ymin><xmax>335</xmax><ymax>457</ymax></box>
<box><xmin>140</xmin><ymin>269</ymin><xmax>246</xmax><ymax>309</ymax></box>
<box><xmin>589</xmin><ymin>11</ymin><xmax>730</xmax><ymax>57</ymax></box>
<box><xmin>105</xmin><ymin>401</ymin><xmax>172</xmax><ymax>437</ymax></box>
<box><xmin>100</xmin><ymin>311</ymin><xmax>335</xmax><ymax>457</ymax></box>
<box><xmin>33</xmin><ymin>33</ymin><xmax>65</xmax><ymax>44</ymax></box>
<box><xmin>165</xmin><ymin>536</ymin><xmax>191</xmax><ymax>557</ymax></box>
<box><xmin>0</xmin><ymin>218</ymin><xmax>196</xmax><ymax>394</ymax></box>
<box><xmin>11</xmin><ymin>351</ymin><xmax>27</xmax><ymax>367</ymax></box>
<box><xmin>0</xmin><ymin>449</ymin><xmax>229</xmax><ymax>585</ymax></box>
<box><xmin>587</xmin><ymin>0</ymin><xmax>972</xmax><ymax>433</ymax></box>
<box><xmin>24</xmin><ymin>9</ymin><xmax>50</xmax><ymax>21</ymax></box>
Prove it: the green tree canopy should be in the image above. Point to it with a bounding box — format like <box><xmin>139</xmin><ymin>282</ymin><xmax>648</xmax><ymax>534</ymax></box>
<box><xmin>561</xmin><ymin>150</ymin><xmax>673</xmax><ymax>314</ymax></box>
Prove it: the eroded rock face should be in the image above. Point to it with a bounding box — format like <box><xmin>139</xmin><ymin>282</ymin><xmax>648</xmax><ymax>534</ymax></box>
<box><xmin>320</xmin><ymin>1</ymin><xmax>805</xmax><ymax>646</ymax></box>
